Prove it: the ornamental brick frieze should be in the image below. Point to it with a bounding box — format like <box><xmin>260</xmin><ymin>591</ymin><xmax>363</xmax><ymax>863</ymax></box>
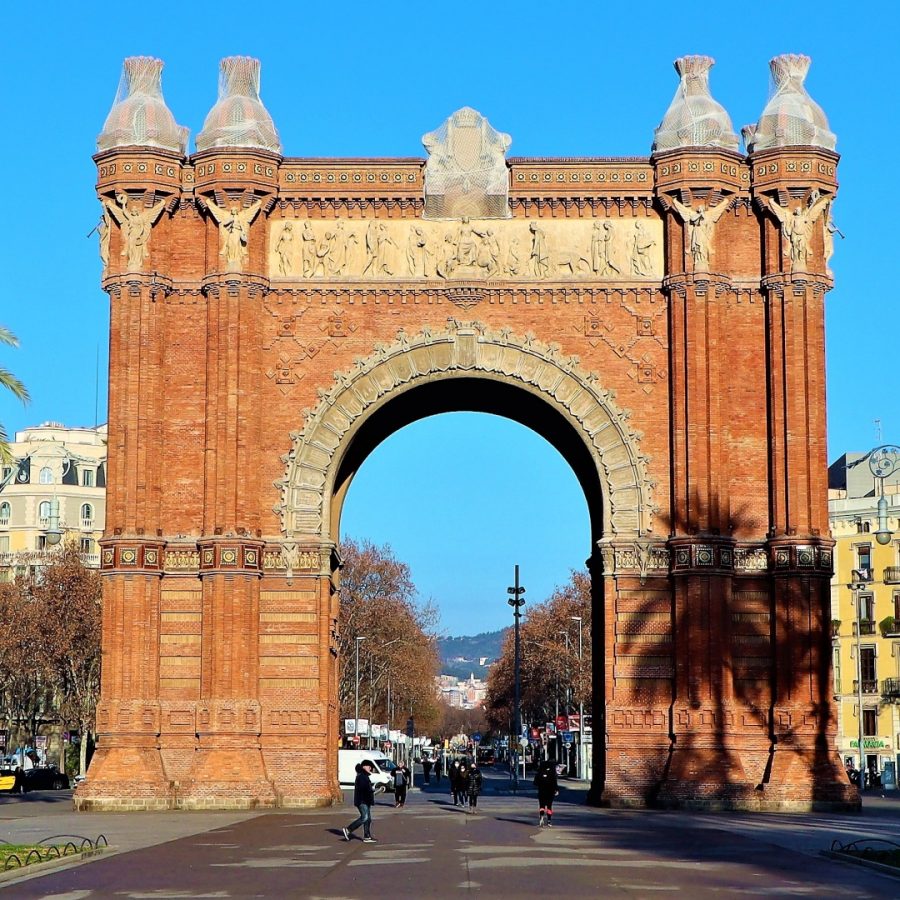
<box><xmin>598</xmin><ymin>539</ymin><xmax>669</xmax><ymax>581</ymax></box>
<box><xmin>509</xmin><ymin>159</ymin><xmax>653</xmax><ymax>198</ymax></box>
<box><xmin>608</xmin><ymin>706</ymin><xmax>669</xmax><ymax>732</ymax></box>
<box><xmin>99</xmin><ymin>540</ymin><xmax>165</xmax><ymax>573</ymax></box>
<box><xmin>262</xmin><ymin>542</ymin><xmax>328</xmax><ymax>577</ymax></box>
<box><xmin>102</xmin><ymin>273</ymin><xmax>174</xmax><ymax>300</ymax></box>
<box><xmin>192</xmin><ymin>149</ymin><xmax>280</xmax><ymax>193</ymax></box>
<box><xmin>652</xmin><ymin>147</ymin><xmax>749</xmax><ymax>195</ymax></box>
<box><xmin>200</xmin><ymin>274</ymin><xmax>270</xmax><ymax>297</ymax></box>
<box><xmin>279</xmin><ymin>319</ymin><xmax>656</xmax><ymax>541</ymax></box>
<box><xmin>197</xmin><ymin>539</ymin><xmax>264</xmax><ymax>575</ymax></box>
<box><xmin>768</xmin><ymin>539</ymin><xmax>833</xmax><ymax>575</ymax></box>
<box><xmin>95</xmin><ymin>700</ymin><xmax>161</xmax><ymax>734</ymax></box>
<box><xmin>279</xmin><ymin>161</ymin><xmax>423</xmax><ymax>196</ymax></box>
<box><xmin>669</xmin><ymin>538</ymin><xmax>736</xmax><ymax>573</ymax></box>
<box><xmin>196</xmin><ymin>700</ymin><xmax>261</xmax><ymax>733</ymax></box>
<box><xmin>261</xmin><ymin>705</ymin><xmax>324</xmax><ymax>732</ymax></box>
<box><xmin>749</xmin><ymin>147</ymin><xmax>838</xmax><ymax>195</ymax></box>
<box><xmin>733</xmin><ymin>546</ymin><xmax>769</xmax><ymax>574</ymax></box>
<box><xmin>95</xmin><ymin>147</ymin><xmax>184</xmax><ymax>194</ymax></box>
<box><xmin>163</xmin><ymin>546</ymin><xmax>201</xmax><ymax>573</ymax></box>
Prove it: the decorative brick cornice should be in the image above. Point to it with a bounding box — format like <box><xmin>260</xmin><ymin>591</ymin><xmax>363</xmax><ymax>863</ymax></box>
<box><xmin>768</xmin><ymin>537</ymin><xmax>833</xmax><ymax>576</ymax></box>
<box><xmin>669</xmin><ymin>537</ymin><xmax>736</xmax><ymax>574</ymax></box>
<box><xmin>200</xmin><ymin>274</ymin><xmax>270</xmax><ymax>297</ymax></box>
<box><xmin>99</xmin><ymin>539</ymin><xmax>165</xmax><ymax>574</ymax></box>
<box><xmin>197</xmin><ymin>538</ymin><xmax>264</xmax><ymax>576</ymax></box>
<box><xmin>103</xmin><ymin>273</ymin><xmax>173</xmax><ymax>299</ymax></box>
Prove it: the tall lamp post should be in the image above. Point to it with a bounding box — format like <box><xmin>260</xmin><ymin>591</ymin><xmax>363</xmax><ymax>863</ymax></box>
<box><xmin>868</xmin><ymin>445</ymin><xmax>900</xmax><ymax>546</ymax></box>
<box><xmin>571</xmin><ymin>615</ymin><xmax>584</xmax><ymax>781</ymax></box>
<box><xmin>354</xmin><ymin>636</ymin><xmax>366</xmax><ymax>746</ymax></box>
<box><xmin>507</xmin><ymin>565</ymin><xmax>526</xmax><ymax>791</ymax></box>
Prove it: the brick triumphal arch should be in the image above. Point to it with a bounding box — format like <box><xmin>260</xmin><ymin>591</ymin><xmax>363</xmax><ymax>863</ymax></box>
<box><xmin>77</xmin><ymin>54</ymin><xmax>857</xmax><ymax>811</ymax></box>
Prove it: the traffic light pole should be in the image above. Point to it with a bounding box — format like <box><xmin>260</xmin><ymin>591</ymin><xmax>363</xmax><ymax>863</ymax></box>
<box><xmin>507</xmin><ymin>565</ymin><xmax>526</xmax><ymax>793</ymax></box>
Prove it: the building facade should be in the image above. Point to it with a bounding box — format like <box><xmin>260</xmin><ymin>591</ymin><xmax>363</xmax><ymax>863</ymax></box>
<box><xmin>77</xmin><ymin>53</ymin><xmax>855</xmax><ymax>811</ymax></box>
<box><xmin>829</xmin><ymin>452</ymin><xmax>900</xmax><ymax>783</ymax></box>
<box><xmin>0</xmin><ymin>423</ymin><xmax>107</xmax><ymax>580</ymax></box>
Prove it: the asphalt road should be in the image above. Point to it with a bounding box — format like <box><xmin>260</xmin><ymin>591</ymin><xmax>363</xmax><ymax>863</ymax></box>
<box><xmin>3</xmin><ymin>770</ymin><xmax>900</xmax><ymax>898</ymax></box>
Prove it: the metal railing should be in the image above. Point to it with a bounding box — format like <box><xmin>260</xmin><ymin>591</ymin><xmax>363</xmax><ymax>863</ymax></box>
<box><xmin>884</xmin><ymin>566</ymin><xmax>900</xmax><ymax>585</ymax></box>
<box><xmin>882</xmin><ymin>678</ymin><xmax>900</xmax><ymax>699</ymax></box>
<box><xmin>853</xmin><ymin>679</ymin><xmax>879</xmax><ymax>694</ymax></box>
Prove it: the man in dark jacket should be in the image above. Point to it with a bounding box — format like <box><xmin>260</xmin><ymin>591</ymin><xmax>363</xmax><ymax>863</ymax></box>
<box><xmin>342</xmin><ymin>761</ymin><xmax>377</xmax><ymax>842</ymax></box>
<box><xmin>534</xmin><ymin>760</ymin><xmax>559</xmax><ymax>827</ymax></box>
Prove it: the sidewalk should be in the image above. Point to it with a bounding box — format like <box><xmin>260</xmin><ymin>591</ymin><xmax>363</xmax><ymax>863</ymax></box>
<box><xmin>2</xmin><ymin>775</ymin><xmax>900</xmax><ymax>897</ymax></box>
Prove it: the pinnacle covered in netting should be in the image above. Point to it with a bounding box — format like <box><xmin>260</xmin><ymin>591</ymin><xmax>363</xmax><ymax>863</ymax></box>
<box><xmin>97</xmin><ymin>57</ymin><xmax>189</xmax><ymax>154</ymax></box>
<box><xmin>652</xmin><ymin>56</ymin><xmax>739</xmax><ymax>153</ymax></box>
<box><xmin>422</xmin><ymin>107</ymin><xmax>511</xmax><ymax>219</ymax></box>
<box><xmin>750</xmin><ymin>55</ymin><xmax>836</xmax><ymax>152</ymax></box>
<box><xmin>196</xmin><ymin>57</ymin><xmax>281</xmax><ymax>154</ymax></box>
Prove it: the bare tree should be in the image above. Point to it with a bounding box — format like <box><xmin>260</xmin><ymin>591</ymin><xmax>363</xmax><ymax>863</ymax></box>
<box><xmin>338</xmin><ymin>538</ymin><xmax>441</xmax><ymax>736</ymax></box>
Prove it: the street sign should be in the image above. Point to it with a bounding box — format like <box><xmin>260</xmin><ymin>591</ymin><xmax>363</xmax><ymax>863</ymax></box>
<box><xmin>555</xmin><ymin>715</ymin><xmax>569</xmax><ymax>731</ymax></box>
<box><xmin>569</xmin><ymin>714</ymin><xmax>580</xmax><ymax>732</ymax></box>
<box><xmin>560</xmin><ymin>731</ymin><xmax>574</xmax><ymax>745</ymax></box>
<box><xmin>472</xmin><ymin>732</ymin><xmax>482</xmax><ymax>743</ymax></box>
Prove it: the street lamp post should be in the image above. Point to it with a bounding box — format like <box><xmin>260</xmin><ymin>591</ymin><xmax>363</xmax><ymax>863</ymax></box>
<box><xmin>868</xmin><ymin>445</ymin><xmax>900</xmax><ymax>545</ymax></box>
<box><xmin>507</xmin><ymin>565</ymin><xmax>526</xmax><ymax>791</ymax></box>
<box><xmin>354</xmin><ymin>636</ymin><xmax>366</xmax><ymax>746</ymax></box>
<box><xmin>571</xmin><ymin>615</ymin><xmax>584</xmax><ymax>781</ymax></box>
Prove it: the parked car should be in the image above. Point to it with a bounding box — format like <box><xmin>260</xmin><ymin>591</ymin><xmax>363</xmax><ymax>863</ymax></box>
<box><xmin>22</xmin><ymin>766</ymin><xmax>70</xmax><ymax>792</ymax></box>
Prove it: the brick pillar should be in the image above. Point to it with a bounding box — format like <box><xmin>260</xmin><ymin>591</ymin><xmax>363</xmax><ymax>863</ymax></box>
<box><xmin>176</xmin><ymin>540</ymin><xmax>275</xmax><ymax>809</ymax></box>
<box><xmin>258</xmin><ymin>543</ymin><xmax>340</xmax><ymax>807</ymax></box>
<box><xmin>75</xmin><ymin>542</ymin><xmax>171</xmax><ymax>810</ymax></box>
<box><xmin>753</xmin><ymin>147</ymin><xmax>857</xmax><ymax>809</ymax></box>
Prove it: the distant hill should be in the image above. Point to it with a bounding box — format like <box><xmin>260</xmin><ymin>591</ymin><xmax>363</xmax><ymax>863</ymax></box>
<box><xmin>438</xmin><ymin>629</ymin><xmax>507</xmax><ymax>680</ymax></box>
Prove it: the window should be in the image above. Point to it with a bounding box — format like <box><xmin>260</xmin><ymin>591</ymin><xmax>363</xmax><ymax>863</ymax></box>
<box><xmin>39</xmin><ymin>466</ymin><xmax>53</xmax><ymax>485</ymax></box>
<box><xmin>38</xmin><ymin>500</ymin><xmax>51</xmax><ymax>525</ymax></box>
<box><xmin>863</xmin><ymin>708</ymin><xmax>878</xmax><ymax>737</ymax></box>
<box><xmin>0</xmin><ymin>535</ymin><xmax>8</xmax><ymax>553</ymax></box>
<box><xmin>80</xmin><ymin>537</ymin><xmax>93</xmax><ymax>554</ymax></box>
<box><xmin>82</xmin><ymin>469</ymin><xmax>94</xmax><ymax>487</ymax></box>
<box><xmin>833</xmin><ymin>646</ymin><xmax>841</xmax><ymax>694</ymax></box>
<box><xmin>859</xmin><ymin>646</ymin><xmax>877</xmax><ymax>693</ymax></box>
<box><xmin>857</xmin><ymin>544</ymin><xmax>872</xmax><ymax>575</ymax></box>
<box><xmin>895</xmin><ymin>593</ymin><xmax>900</xmax><ymax>622</ymax></box>
<box><xmin>856</xmin><ymin>593</ymin><xmax>875</xmax><ymax>633</ymax></box>
<box><xmin>36</xmin><ymin>535</ymin><xmax>47</xmax><ymax>550</ymax></box>
<box><xmin>81</xmin><ymin>503</ymin><xmax>94</xmax><ymax>525</ymax></box>
<box><xmin>0</xmin><ymin>501</ymin><xmax>9</xmax><ymax>525</ymax></box>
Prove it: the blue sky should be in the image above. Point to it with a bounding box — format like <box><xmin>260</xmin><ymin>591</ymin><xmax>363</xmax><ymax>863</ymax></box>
<box><xmin>1</xmin><ymin>2</ymin><xmax>896</xmax><ymax>634</ymax></box>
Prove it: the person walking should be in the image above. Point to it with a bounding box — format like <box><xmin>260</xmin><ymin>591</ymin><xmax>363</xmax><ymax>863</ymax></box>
<box><xmin>393</xmin><ymin>762</ymin><xmax>410</xmax><ymax>808</ymax></box>
<box><xmin>449</xmin><ymin>758</ymin><xmax>461</xmax><ymax>805</ymax></box>
<box><xmin>534</xmin><ymin>760</ymin><xmax>559</xmax><ymax>827</ymax></box>
<box><xmin>466</xmin><ymin>762</ymin><xmax>483</xmax><ymax>813</ymax></box>
<box><xmin>422</xmin><ymin>756</ymin><xmax>433</xmax><ymax>785</ymax></box>
<box><xmin>435</xmin><ymin>754</ymin><xmax>443</xmax><ymax>783</ymax></box>
<box><xmin>457</xmin><ymin>762</ymin><xmax>468</xmax><ymax>808</ymax></box>
<box><xmin>342</xmin><ymin>761</ymin><xmax>377</xmax><ymax>843</ymax></box>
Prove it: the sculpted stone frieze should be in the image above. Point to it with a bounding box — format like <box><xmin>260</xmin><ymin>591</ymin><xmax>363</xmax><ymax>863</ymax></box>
<box><xmin>268</xmin><ymin>217</ymin><xmax>664</xmax><ymax>282</ymax></box>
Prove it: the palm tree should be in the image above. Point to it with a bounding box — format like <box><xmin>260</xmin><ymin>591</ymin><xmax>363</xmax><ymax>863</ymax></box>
<box><xmin>0</xmin><ymin>325</ymin><xmax>29</xmax><ymax>462</ymax></box>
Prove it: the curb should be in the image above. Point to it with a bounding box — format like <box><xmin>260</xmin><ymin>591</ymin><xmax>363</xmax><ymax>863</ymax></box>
<box><xmin>822</xmin><ymin>850</ymin><xmax>900</xmax><ymax>881</ymax></box>
<box><xmin>0</xmin><ymin>845</ymin><xmax>112</xmax><ymax>888</ymax></box>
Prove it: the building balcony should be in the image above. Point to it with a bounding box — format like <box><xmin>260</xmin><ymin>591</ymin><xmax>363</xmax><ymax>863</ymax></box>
<box><xmin>0</xmin><ymin>550</ymin><xmax>100</xmax><ymax>569</ymax></box>
<box><xmin>884</xmin><ymin>566</ymin><xmax>900</xmax><ymax>585</ymax></box>
<box><xmin>854</xmin><ymin>621</ymin><xmax>876</xmax><ymax>636</ymax></box>
<box><xmin>882</xmin><ymin>678</ymin><xmax>900</xmax><ymax>700</ymax></box>
<box><xmin>853</xmin><ymin>679</ymin><xmax>880</xmax><ymax>694</ymax></box>
<box><xmin>81</xmin><ymin>519</ymin><xmax>94</xmax><ymax>530</ymax></box>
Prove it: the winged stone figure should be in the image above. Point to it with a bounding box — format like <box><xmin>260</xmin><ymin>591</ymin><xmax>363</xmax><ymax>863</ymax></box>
<box><xmin>766</xmin><ymin>192</ymin><xmax>830</xmax><ymax>272</ymax></box>
<box><xmin>670</xmin><ymin>195</ymin><xmax>733</xmax><ymax>271</ymax></box>
<box><xmin>205</xmin><ymin>196</ymin><xmax>263</xmax><ymax>269</ymax></box>
<box><xmin>103</xmin><ymin>191</ymin><xmax>167</xmax><ymax>271</ymax></box>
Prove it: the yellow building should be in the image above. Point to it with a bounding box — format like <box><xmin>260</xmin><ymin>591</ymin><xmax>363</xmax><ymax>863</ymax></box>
<box><xmin>829</xmin><ymin>451</ymin><xmax>900</xmax><ymax>784</ymax></box>
<box><xmin>0</xmin><ymin>422</ymin><xmax>107</xmax><ymax>580</ymax></box>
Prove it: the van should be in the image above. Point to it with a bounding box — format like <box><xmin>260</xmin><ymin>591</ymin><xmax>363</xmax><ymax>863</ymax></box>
<box><xmin>337</xmin><ymin>750</ymin><xmax>395</xmax><ymax>793</ymax></box>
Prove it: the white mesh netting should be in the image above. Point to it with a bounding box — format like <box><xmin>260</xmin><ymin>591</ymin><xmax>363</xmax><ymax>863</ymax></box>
<box><xmin>422</xmin><ymin>107</ymin><xmax>511</xmax><ymax>219</ymax></box>
<box><xmin>196</xmin><ymin>56</ymin><xmax>281</xmax><ymax>154</ymax></box>
<box><xmin>751</xmin><ymin>55</ymin><xmax>835</xmax><ymax>152</ymax></box>
<box><xmin>96</xmin><ymin>57</ymin><xmax>189</xmax><ymax>154</ymax></box>
<box><xmin>652</xmin><ymin>56</ymin><xmax>738</xmax><ymax>153</ymax></box>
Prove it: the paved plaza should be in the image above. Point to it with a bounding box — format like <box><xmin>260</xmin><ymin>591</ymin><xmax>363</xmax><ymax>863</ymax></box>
<box><xmin>2</xmin><ymin>771</ymin><xmax>899</xmax><ymax>897</ymax></box>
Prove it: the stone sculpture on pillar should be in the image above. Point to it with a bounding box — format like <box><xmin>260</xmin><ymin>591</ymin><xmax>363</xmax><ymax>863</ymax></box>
<box><xmin>765</xmin><ymin>192</ymin><xmax>831</xmax><ymax>273</ymax></box>
<box><xmin>103</xmin><ymin>191</ymin><xmax>167</xmax><ymax>271</ymax></box>
<box><xmin>669</xmin><ymin>195</ymin><xmax>734</xmax><ymax>271</ymax></box>
<box><xmin>204</xmin><ymin>196</ymin><xmax>263</xmax><ymax>270</ymax></box>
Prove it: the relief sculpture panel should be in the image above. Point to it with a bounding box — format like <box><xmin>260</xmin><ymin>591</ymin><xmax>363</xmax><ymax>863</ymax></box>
<box><xmin>268</xmin><ymin>216</ymin><xmax>664</xmax><ymax>282</ymax></box>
